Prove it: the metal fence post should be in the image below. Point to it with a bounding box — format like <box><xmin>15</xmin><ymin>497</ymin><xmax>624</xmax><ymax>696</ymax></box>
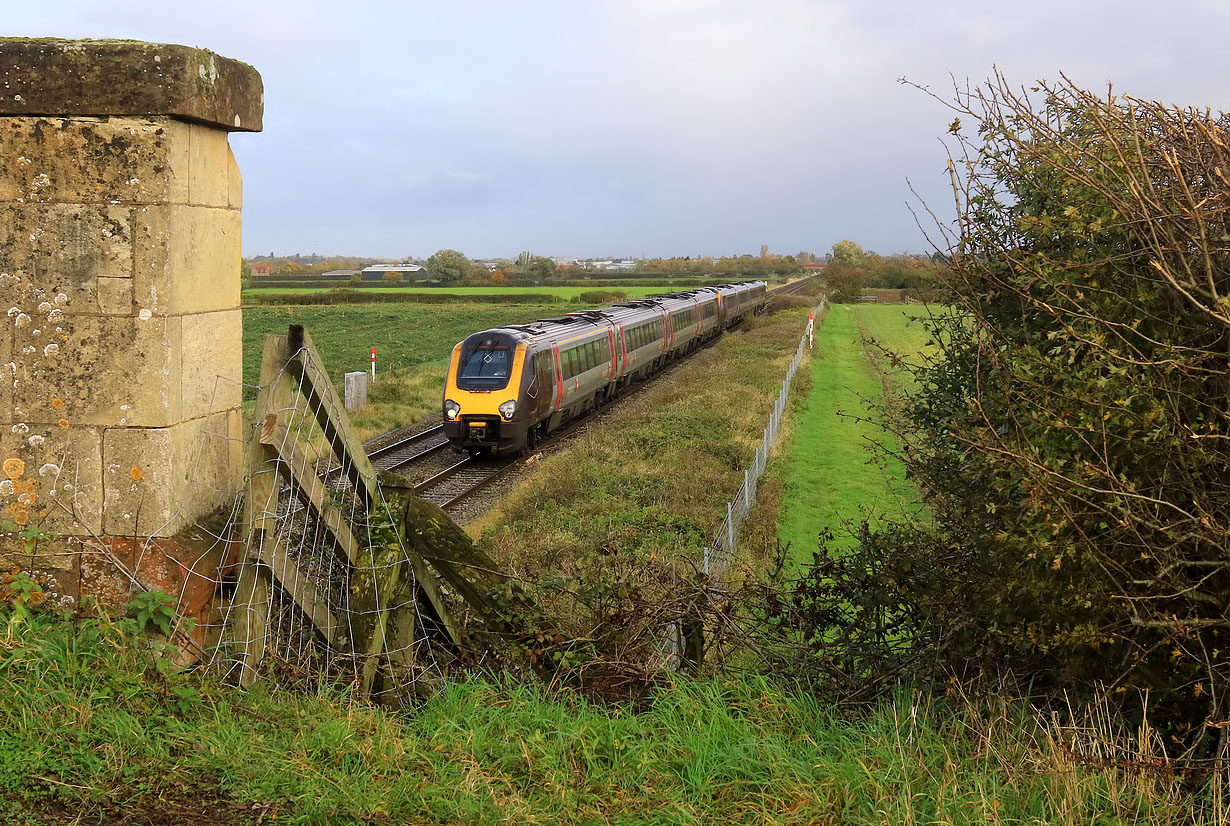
<box><xmin>727</xmin><ymin>502</ymin><xmax>734</xmax><ymax>552</ymax></box>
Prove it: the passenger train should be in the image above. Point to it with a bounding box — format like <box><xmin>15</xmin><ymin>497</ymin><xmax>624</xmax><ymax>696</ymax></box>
<box><xmin>442</xmin><ymin>281</ymin><xmax>768</xmax><ymax>454</ymax></box>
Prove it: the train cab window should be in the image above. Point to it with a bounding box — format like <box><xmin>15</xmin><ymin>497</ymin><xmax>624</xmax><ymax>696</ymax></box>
<box><xmin>457</xmin><ymin>345</ymin><xmax>512</xmax><ymax>390</ymax></box>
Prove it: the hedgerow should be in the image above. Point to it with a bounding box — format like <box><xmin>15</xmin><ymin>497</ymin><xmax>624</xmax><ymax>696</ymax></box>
<box><xmin>777</xmin><ymin>75</ymin><xmax>1230</xmax><ymax>743</ymax></box>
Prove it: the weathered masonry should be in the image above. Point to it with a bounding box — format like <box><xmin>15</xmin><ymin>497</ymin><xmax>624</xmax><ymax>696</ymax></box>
<box><xmin>0</xmin><ymin>40</ymin><xmax>262</xmax><ymax>611</ymax></box>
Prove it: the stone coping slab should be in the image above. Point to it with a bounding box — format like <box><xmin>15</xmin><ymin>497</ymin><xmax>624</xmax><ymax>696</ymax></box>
<box><xmin>0</xmin><ymin>38</ymin><xmax>262</xmax><ymax>131</ymax></box>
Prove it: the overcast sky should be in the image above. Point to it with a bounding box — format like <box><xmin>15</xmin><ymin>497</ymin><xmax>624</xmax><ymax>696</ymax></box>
<box><xmin>8</xmin><ymin>1</ymin><xmax>1229</xmax><ymax>259</ymax></box>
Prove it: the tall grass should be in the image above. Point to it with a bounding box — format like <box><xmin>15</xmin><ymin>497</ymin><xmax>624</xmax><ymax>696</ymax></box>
<box><xmin>2</xmin><ymin>605</ymin><xmax>1225</xmax><ymax>824</ymax></box>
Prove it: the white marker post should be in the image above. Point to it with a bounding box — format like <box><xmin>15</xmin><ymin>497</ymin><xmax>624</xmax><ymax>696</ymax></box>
<box><xmin>371</xmin><ymin>346</ymin><xmax>376</xmax><ymax>380</ymax></box>
<box><xmin>808</xmin><ymin>312</ymin><xmax>815</xmax><ymax>349</ymax></box>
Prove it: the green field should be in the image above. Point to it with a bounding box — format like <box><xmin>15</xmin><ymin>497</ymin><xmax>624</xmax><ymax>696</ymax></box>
<box><xmin>776</xmin><ymin>304</ymin><xmax>933</xmax><ymax>568</ymax></box>
<box><xmin>243</xmin><ymin>285</ymin><xmax>677</xmax><ymax>300</ymax></box>
<box><xmin>243</xmin><ymin>302</ymin><xmax>575</xmax><ymax>437</ymax></box>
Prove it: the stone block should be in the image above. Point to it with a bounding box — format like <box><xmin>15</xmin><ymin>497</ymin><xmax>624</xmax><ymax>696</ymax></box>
<box><xmin>181</xmin><ymin>309</ymin><xmax>242</xmax><ymax>418</ymax></box>
<box><xmin>133</xmin><ymin>204</ymin><xmax>241</xmax><ymax>315</ymax></box>
<box><xmin>97</xmin><ymin>276</ymin><xmax>134</xmax><ymax>315</ymax></box>
<box><xmin>102</xmin><ymin>410</ymin><xmax>243</xmax><ymax>536</ymax></box>
<box><xmin>0</xmin><ymin>40</ymin><xmax>263</xmax><ymax>132</ymax></box>
<box><xmin>227</xmin><ymin>143</ymin><xmax>242</xmax><ymax>210</ymax></box>
<box><xmin>0</xmin><ymin>313</ymin><xmax>11</xmax><ymax>416</ymax></box>
<box><xmin>0</xmin><ymin>116</ymin><xmax>187</xmax><ymax>206</ymax></box>
<box><xmin>0</xmin><ymin>536</ymin><xmax>83</xmax><ymax>610</ymax></box>
<box><xmin>0</xmin><ymin>202</ymin><xmax>134</xmax><ymax>312</ymax></box>
<box><xmin>188</xmin><ymin>123</ymin><xmax>231</xmax><ymax>208</ymax></box>
<box><xmin>0</xmin><ymin>423</ymin><xmax>104</xmax><ymax>536</ymax></box>
<box><xmin>12</xmin><ymin>313</ymin><xmax>181</xmax><ymax>428</ymax></box>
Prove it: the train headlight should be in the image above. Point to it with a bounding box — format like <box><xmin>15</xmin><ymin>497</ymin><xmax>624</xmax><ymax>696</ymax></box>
<box><xmin>498</xmin><ymin>400</ymin><xmax>516</xmax><ymax>421</ymax></box>
<box><xmin>444</xmin><ymin>399</ymin><xmax>460</xmax><ymax>420</ymax></box>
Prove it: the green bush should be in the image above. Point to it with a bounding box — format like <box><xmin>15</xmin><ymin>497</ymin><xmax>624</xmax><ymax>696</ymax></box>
<box><xmin>571</xmin><ymin>290</ymin><xmax>627</xmax><ymax>305</ymax></box>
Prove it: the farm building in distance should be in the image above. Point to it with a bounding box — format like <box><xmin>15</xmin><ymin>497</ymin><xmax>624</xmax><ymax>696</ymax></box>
<box><xmin>360</xmin><ymin>264</ymin><xmax>428</xmax><ymax>282</ymax></box>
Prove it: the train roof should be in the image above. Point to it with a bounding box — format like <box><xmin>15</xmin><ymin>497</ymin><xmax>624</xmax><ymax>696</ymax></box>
<box><xmin>460</xmin><ymin>280</ymin><xmax>766</xmax><ymax>345</ymax></box>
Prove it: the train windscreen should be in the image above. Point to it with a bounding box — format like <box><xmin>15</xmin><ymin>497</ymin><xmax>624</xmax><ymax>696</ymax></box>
<box><xmin>457</xmin><ymin>345</ymin><xmax>512</xmax><ymax>390</ymax></box>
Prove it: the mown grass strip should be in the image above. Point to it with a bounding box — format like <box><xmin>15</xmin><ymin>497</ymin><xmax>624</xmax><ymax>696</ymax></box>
<box><xmin>776</xmin><ymin>304</ymin><xmax>931</xmax><ymax>570</ymax></box>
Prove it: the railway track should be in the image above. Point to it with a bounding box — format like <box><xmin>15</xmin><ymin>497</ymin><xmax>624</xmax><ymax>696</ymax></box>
<box><xmin>366</xmin><ymin>424</ymin><xmax>450</xmax><ymax>471</ymax></box>
<box><xmin>769</xmin><ymin>273</ymin><xmax>821</xmax><ymax>296</ymax></box>
<box><xmin>363</xmin><ymin>424</ymin><xmax>517</xmax><ymax>514</ymax></box>
<box><xmin>409</xmin><ymin>454</ymin><xmax>512</xmax><ymax>510</ymax></box>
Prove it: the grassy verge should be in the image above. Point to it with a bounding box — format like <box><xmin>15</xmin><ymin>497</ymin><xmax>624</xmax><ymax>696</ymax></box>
<box><xmin>1</xmin><ymin>605</ymin><xmax>1213</xmax><ymax>825</ymax></box>
<box><xmin>243</xmin><ymin>302</ymin><xmax>574</xmax><ymax>439</ymax></box>
<box><xmin>775</xmin><ymin>304</ymin><xmax>932</xmax><ymax>570</ymax></box>
<box><xmin>471</xmin><ymin>310</ymin><xmax>813</xmax><ymax>623</ymax></box>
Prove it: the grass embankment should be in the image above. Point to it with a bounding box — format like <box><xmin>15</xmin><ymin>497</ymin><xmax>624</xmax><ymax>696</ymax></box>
<box><xmin>775</xmin><ymin>304</ymin><xmax>932</xmax><ymax>569</ymax></box>
<box><xmin>243</xmin><ymin>285</ymin><xmax>676</xmax><ymax>300</ymax></box>
<box><xmin>472</xmin><ymin>309</ymin><xmax>813</xmax><ymax>606</ymax></box>
<box><xmin>2</xmin><ymin>606</ymin><xmax>1210</xmax><ymax>826</ymax></box>
<box><xmin>243</xmin><ymin>302</ymin><xmax>573</xmax><ymax>440</ymax></box>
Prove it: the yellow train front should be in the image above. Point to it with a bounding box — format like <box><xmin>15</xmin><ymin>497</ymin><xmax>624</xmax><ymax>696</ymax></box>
<box><xmin>442</xmin><ymin>329</ymin><xmax>542</xmax><ymax>454</ymax></box>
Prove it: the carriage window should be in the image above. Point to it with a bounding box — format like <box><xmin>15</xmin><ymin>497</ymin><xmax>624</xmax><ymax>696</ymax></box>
<box><xmin>539</xmin><ymin>352</ymin><xmax>555</xmax><ymax>391</ymax></box>
<box><xmin>564</xmin><ymin>348</ymin><xmax>577</xmax><ymax>379</ymax></box>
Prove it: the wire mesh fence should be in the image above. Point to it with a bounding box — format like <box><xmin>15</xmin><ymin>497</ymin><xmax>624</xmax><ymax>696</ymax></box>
<box><xmin>704</xmin><ymin>301</ymin><xmax>825</xmax><ymax>582</ymax></box>
<box><xmin>206</xmin><ymin>340</ymin><xmax>450</xmax><ymax>701</ymax></box>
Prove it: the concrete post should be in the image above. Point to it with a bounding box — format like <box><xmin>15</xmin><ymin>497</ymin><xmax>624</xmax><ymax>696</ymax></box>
<box><xmin>344</xmin><ymin>371</ymin><xmax>368</xmax><ymax>412</ymax></box>
<box><xmin>0</xmin><ymin>39</ymin><xmax>262</xmax><ymax>609</ymax></box>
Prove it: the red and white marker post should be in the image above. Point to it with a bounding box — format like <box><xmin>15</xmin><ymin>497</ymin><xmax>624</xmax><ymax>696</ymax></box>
<box><xmin>808</xmin><ymin>311</ymin><xmax>815</xmax><ymax>349</ymax></box>
<box><xmin>371</xmin><ymin>346</ymin><xmax>376</xmax><ymax>380</ymax></box>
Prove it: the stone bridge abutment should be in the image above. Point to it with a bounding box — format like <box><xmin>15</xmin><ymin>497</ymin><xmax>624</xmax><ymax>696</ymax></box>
<box><xmin>0</xmin><ymin>39</ymin><xmax>262</xmax><ymax>613</ymax></box>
